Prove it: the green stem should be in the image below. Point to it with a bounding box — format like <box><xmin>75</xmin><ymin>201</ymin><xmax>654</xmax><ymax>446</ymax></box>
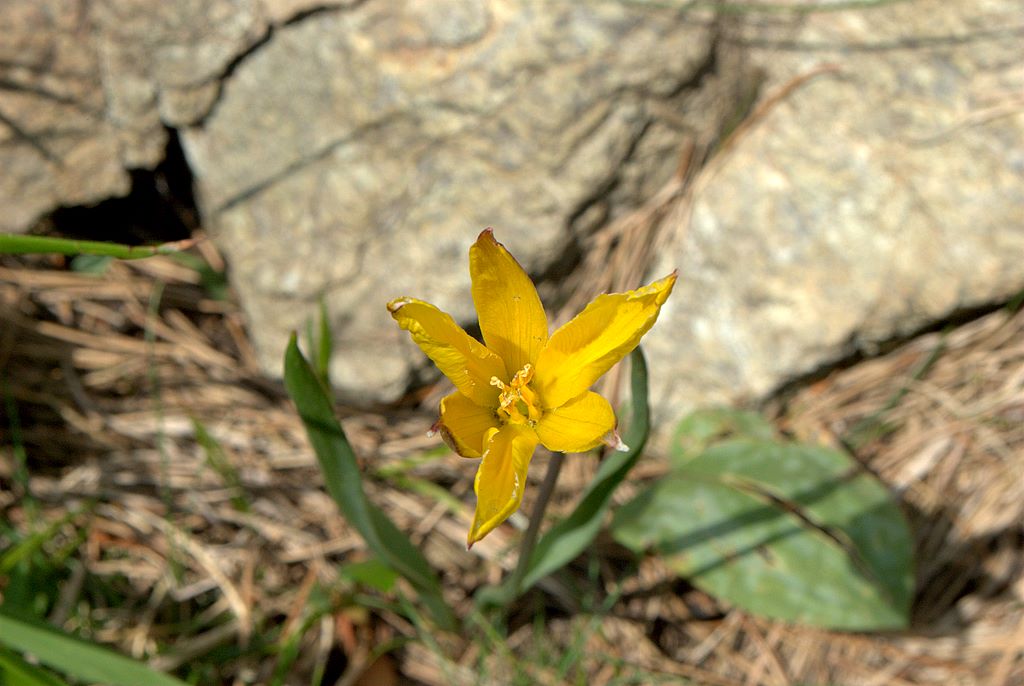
<box><xmin>508</xmin><ymin>451</ymin><xmax>566</xmax><ymax>595</ymax></box>
<box><xmin>0</xmin><ymin>234</ymin><xmax>194</xmax><ymax>259</ymax></box>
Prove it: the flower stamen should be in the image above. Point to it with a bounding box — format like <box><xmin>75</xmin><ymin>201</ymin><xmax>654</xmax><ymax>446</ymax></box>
<box><xmin>491</xmin><ymin>364</ymin><xmax>542</xmax><ymax>425</ymax></box>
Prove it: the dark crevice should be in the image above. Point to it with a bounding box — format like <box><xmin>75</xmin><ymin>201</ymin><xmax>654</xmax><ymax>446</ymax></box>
<box><xmin>215</xmin><ymin>112</ymin><xmax>406</xmax><ymax>213</ymax></box>
<box><xmin>281</xmin><ymin>1</ymin><xmax>364</xmax><ymax>27</ymax></box>
<box><xmin>559</xmin><ymin>28</ymin><xmax>721</xmax><ymax>239</ymax></box>
<box><xmin>532</xmin><ymin>26</ymin><xmax>726</xmax><ymax>308</ymax></box>
<box><xmin>214</xmin><ymin>24</ymin><xmax>274</xmax><ymax>85</ymax></box>
<box><xmin>659</xmin><ymin>25</ymin><xmax>722</xmax><ymax>101</ymax></box>
<box><xmin>196</xmin><ymin>27</ymin><xmax>274</xmax><ymax>128</ymax></box>
<box><xmin>765</xmin><ymin>296</ymin><xmax>1024</xmax><ymax>412</ymax></box>
<box><xmin>39</xmin><ymin>127</ymin><xmax>200</xmax><ymax>245</ymax></box>
<box><xmin>197</xmin><ymin>3</ymin><xmax>358</xmax><ymax>127</ymax></box>
<box><xmin>533</xmin><ymin>233</ymin><xmax>587</xmax><ymax>296</ymax></box>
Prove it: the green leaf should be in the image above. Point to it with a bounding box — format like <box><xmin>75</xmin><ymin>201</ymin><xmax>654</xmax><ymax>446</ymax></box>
<box><xmin>670</xmin><ymin>407</ymin><xmax>776</xmax><ymax>465</ymax></box>
<box><xmin>282</xmin><ymin>336</ymin><xmax>455</xmax><ymax>630</ymax></box>
<box><xmin>0</xmin><ymin>645</ymin><xmax>68</xmax><ymax>686</ymax></box>
<box><xmin>169</xmin><ymin>253</ymin><xmax>230</xmax><ymax>301</ymax></box>
<box><xmin>192</xmin><ymin>419</ymin><xmax>249</xmax><ymax>512</ymax></box>
<box><xmin>339</xmin><ymin>559</ymin><xmax>400</xmax><ymax>593</ymax></box>
<box><xmin>68</xmin><ymin>254</ymin><xmax>114</xmax><ymax>274</ymax></box>
<box><xmin>0</xmin><ymin>510</ymin><xmax>82</xmax><ymax>576</ymax></box>
<box><xmin>516</xmin><ymin>347</ymin><xmax>651</xmax><ymax>594</ymax></box>
<box><xmin>303</xmin><ymin>297</ymin><xmax>333</xmax><ymax>389</ymax></box>
<box><xmin>612</xmin><ymin>438</ymin><xmax>913</xmax><ymax>631</ymax></box>
<box><xmin>387</xmin><ymin>474</ymin><xmax>464</xmax><ymax>515</ymax></box>
<box><xmin>0</xmin><ymin>234</ymin><xmax>190</xmax><ymax>260</ymax></box>
<box><xmin>316</xmin><ymin>297</ymin><xmax>333</xmax><ymax>388</ymax></box>
<box><xmin>0</xmin><ymin>611</ymin><xmax>188</xmax><ymax>686</ymax></box>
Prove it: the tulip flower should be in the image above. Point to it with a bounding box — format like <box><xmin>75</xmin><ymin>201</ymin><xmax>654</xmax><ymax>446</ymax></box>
<box><xmin>388</xmin><ymin>229</ymin><xmax>675</xmax><ymax>546</ymax></box>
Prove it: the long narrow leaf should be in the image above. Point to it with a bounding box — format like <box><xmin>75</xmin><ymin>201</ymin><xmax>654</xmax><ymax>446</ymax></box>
<box><xmin>316</xmin><ymin>297</ymin><xmax>333</xmax><ymax>386</ymax></box>
<box><xmin>0</xmin><ymin>510</ymin><xmax>83</xmax><ymax>576</ymax></box>
<box><xmin>517</xmin><ymin>347</ymin><xmax>651</xmax><ymax>593</ymax></box>
<box><xmin>282</xmin><ymin>336</ymin><xmax>455</xmax><ymax>630</ymax></box>
<box><xmin>0</xmin><ymin>234</ymin><xmax>193</xmax><ymax>259</ymax></box>
<box><xmin>0</xmin><ymin>612</ymin><xmax>187</xmax><ymax>686</ymax></box>
<box><xmin>0</xmin><ymin>645</ymin><xmax>68</xmax><ymax>686</ymax></box>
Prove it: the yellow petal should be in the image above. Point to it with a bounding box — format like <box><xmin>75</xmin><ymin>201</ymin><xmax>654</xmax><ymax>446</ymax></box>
<box><xmin>467</xmin><ymin>423</ymin><xmax>539</xmax><ymax>547</ymax></box>
<box><xmin>438</xmin><ymin>392</ymin><xmax>499</xmax><ymax>458</ymax></box>
<box><xmin>469</xmin><ymin>229</ymin><xmax>548</xmax><ymax>375</ymax></box>
<box><xmin>535</xmin><ymin>391</ymin><xmax>616</xmax><ymax>454</ymax></box>
<box><xmin>533</xmin><ymin>272</ymin><xmax>677</xmax><ymax>409</ymax></box>
<box><xmin>388</xmin><ymin>297</ymin><xmax>505</xmax><ymax>407</ymax></box>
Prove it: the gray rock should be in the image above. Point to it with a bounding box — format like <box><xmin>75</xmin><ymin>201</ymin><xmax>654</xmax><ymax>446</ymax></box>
<box><xmin>182</xmin><ymin>1</ymin><xmax>723</xmax><ymax>400</ymax></box>
<box><xmin>645</xmin><ymin>0</ymin><xmax>1024</xmax><ymax>428</ymax></box>
<box><xmin>0</xmin><ymin>1</ymin><xmax>129</xmax><ymax>231</ymax></box>
<box><xmin>91</xmin><ymin>0</ymin><xmax>267</xmax><ymax>143</ymax></box>
<box><xmin>1</xmin><ymin>0</ymin><xmax>272</xmax><ymax>231</ymax></box>
<box><xmin>13</xmin><ymin>0</ymin><xmax>1016</xmax><ymax>436</ymax></box>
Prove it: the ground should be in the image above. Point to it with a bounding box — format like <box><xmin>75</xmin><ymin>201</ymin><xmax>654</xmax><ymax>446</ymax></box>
<box><xmin>1</xmin><ymin>240</ymin><xmax>1022</xmax><ymax>685</ymax></box>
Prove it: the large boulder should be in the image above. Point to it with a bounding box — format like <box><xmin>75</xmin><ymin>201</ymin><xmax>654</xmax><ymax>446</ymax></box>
<box><xmin>180</xmin><ymin>1</ymin><xmax>727</xmax><ymax>400</ymax></box>
<box><xmin>645</xmin><ymin>0</ymin><xmax>1024</xmax><ymax>425</ymax></box>
<box><xmin>8</xmin><ymin>1</ymin><xmax>1019</xmax><ymax>427</ymax></box>
<box><xmin>0</xmin><ymin>1</ymin><xmax>129</xmax><ymax>231</ymax></box>
<box><xmin>0</xmin><ymin>0</ymin><xmax>341</xmax><ymax>232</ymax></box>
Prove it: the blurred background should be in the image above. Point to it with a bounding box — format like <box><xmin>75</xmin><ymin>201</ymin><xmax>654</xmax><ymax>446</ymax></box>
<box><xmin>1</xmin><ymin>1</ymin><xmax>1022</xmax><ymax>684</ymax></box>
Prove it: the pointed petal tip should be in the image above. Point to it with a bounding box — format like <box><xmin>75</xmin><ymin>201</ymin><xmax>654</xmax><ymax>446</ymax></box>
<box><xmin>386</xmin><ymin>297</ymin><xmax>413</xmax><ymax>314</ymax></box>
<box><xmin>466</xmin><ymin>526</ymin><xmax>484</xmax><ymax>549</ymax></box>
<box><xmin>656</xmin><ymin>270</ymin><xmax>678</xmax><ymax>294</ymax></box>
<box><xmin>470</xmin><ymin>226</ymin><xmax>548</xmax><ymax>373</ymax></box>
<box><xmin>602</xmin><ymin>428</ymin><xmax>629</xmax><ymax>453</ymax></box>
<box><xmin>475</xmin><ymin>227</ymin><xmax>503</xmax><ymax>251</ymax></box>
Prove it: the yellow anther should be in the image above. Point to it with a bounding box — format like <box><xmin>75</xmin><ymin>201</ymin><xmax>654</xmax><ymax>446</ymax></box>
<box><xmin>492</xmin><ymin>365</ymin><xmax>542</xmax><ymax>425</ymax></box>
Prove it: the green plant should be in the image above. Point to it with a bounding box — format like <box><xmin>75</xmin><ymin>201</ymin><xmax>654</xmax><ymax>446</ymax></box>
<box><xmin>282</xmin><ymin>231</ymin><xmax>915</xmax><ymax>642</ymax></box>
<box><xmin>611</xmin><ymin>409</ymin><xmax>914</xmax><ymax>630</ymax></box>
<box><xmin>2</xmin><ymin>228</ymin><xmax>919</xmax><ymax>685</ymax></box>
<box><xmin>0</xmin><ymin>507</ymin><xmax>189</xmax><ymax>686</ymax></box>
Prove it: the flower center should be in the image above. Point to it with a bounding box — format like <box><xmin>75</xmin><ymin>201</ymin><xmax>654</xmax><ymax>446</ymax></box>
<box><xmin>491</xmin><ymin>364</ymin><xmax>542</xmax><ymax>425</ymax></box>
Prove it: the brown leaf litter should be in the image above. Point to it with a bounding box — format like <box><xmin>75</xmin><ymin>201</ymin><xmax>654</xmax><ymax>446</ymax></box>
<box><xmin>3</xmin><ymin>62</ymin><xmax>1022</xmax><ymax>683</ymax></box>
<box><xmin>1</xmin><ymin>236</ymin><xmax>1021</xmax><ymax>685</ymax></box>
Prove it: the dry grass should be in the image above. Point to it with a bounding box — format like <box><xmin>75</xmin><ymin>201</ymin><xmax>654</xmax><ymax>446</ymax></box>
<box><xmin>769</xmin><ymin>303</ymin><xmax>1024</xmax><ymax>686</ymax></box>
<box><xmin>2</xmin><ymin>235</ymin><xmax>1022</xmax><ymax>685</ymax></box>
<box><xmin>3</xmin><ymin>61</ymin><xmax>1022</xmax><ymax>683</ymax></box>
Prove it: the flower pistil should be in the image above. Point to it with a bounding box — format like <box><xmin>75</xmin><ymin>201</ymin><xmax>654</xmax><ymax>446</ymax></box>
<box><xmin>490</xmin><ymin>364</ymin><xmax>542</xmax><ymax>425</ymax></box>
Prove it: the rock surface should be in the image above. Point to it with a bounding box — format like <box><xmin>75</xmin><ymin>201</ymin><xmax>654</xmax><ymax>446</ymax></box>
<box><xmin>180</xmin><ymin>1</ymin><xmax>725</xmax><ymax>400</ymax></box>
<box><xmin>0</xmin><ymin>0</ymin><xmax>343</xmax><ymax>231</ymax></box>
<box><xmin>5</xmin><ymin>1</ymin><xmax>1022</xmax><ymax>426</ymax></box>
<box><xmin>0</xmin><ymin>1</ymin><xmax>129</xmax><ymax>231</ymax></box>
<box><xmin>645</xmin><ymin>0</ymin><xmax>1024</xmax><ymax>427</ymax></box>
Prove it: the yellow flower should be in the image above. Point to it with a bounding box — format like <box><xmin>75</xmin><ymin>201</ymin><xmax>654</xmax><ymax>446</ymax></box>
<box><xmin>388</xmin><ymin>229</ymin><xmax>676</xmax><ymax>547</ymax></box>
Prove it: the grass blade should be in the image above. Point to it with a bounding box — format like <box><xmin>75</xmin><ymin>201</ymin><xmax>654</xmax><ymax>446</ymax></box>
<box><xmin>192</xmin><ymin>419</ymin><xmax>249</xmax><ymax>512</ymax></box>
<box><xmin>316</xmin><ymin>297</ymin><xmax>333</xmax><ymax>387</ymax></box>
<box><xmin>0</xmin><ymin>645</ymin><xmax>68</xmax><ymax>686</ymax></box>
<box><xmin>0</xmin><ymin>234</ymin><xmax>194</xmax><ymax>259</ymax></box>
<box><xmin>283</xmin><ymin>335</ymin><xmax>455</xmax><ymax>630</ymax></box>
<box><xmin>0</xmin><ymin>611</ymin><xmax>188</xmax><ymax>686</ymax></box>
